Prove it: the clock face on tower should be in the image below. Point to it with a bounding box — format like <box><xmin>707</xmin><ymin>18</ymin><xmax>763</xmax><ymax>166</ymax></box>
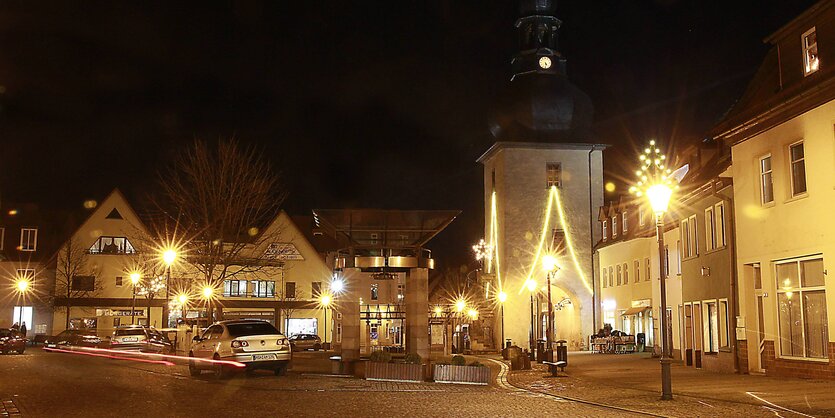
<box><xmin>538</xmin><ymin>56</ymin><xmax>552</xmax><ymax>69</ymax></box>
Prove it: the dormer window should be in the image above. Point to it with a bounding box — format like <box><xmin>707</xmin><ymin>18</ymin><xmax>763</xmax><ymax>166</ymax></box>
<box><xmin>803</xmin><ymin>27</ymin><xmax>819</xmax><ymax>76</ymax></box>
<box><xmin>622</xmin><ymin>211</ymin><xmax>628</xmax><ymax>233</ymax></box>
<box><xmin>89</xmin><ymin>236</ymin><xmax>136</xmax><ymax>254</ymax></box>
<box><xmin>602</xmin><ymin>220</ymin><xmax>608</xmax><ymax>241</ymax></box>
<box><xmin>612</xmin><ymin>216</ymin><xmax>618</xmax><ymax>238</ymax></box>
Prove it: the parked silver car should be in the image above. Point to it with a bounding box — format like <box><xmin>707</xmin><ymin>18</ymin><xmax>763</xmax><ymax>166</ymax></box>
<box><xmin>289</xmin><ymin>334</ymin><xmax>322</xmax><ymax>351</ymax></box>
<box><xmin>110</xmin><ymin>325</ymin><xmax>174</xmax><ymax>354</ymax></box>
<box><xmin>188</xmin><ymin>320</ymin><xmax>291</xmax><ymax>378</ymax></box>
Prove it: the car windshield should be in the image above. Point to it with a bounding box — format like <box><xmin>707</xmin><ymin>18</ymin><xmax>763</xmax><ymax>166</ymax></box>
<box><xmin>115</xmin><ymin>329</ymin><xmax>145</xmax><ymax>336</ymax></box>
<box><xmin>226</xmin><ymin>322</ymin><xmax>279</xmax><ymax>337</ymax></box>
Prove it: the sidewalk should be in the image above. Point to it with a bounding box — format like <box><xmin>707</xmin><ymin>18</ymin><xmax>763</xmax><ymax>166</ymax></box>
<box><xmin>507</xmin><ymin>351</ymin><xmax>833</xmax><ymax>417</ymax></box>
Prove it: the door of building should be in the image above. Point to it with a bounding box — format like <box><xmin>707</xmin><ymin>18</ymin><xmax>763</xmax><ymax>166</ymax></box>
<box><xmin>757</xmin><ymin>295</ymin><xmax>766</xmax><ymax>372</ymax></box>
<box><xmin>692</xmin><ymin>302</ymin><xmax>703</xmax><ymax>368</ymax></box>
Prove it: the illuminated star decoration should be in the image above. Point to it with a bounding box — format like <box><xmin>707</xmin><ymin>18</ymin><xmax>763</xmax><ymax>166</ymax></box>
<box><xmin>629</xmin><ymin>140</ymin><xmax>677</xmax><ymax>204</ymax></box>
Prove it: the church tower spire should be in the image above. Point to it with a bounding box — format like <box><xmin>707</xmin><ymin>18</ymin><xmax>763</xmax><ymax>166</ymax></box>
<box><xmin>513</xmin><ymin>0</ymin><xmax>564</xmax><ymax>77</ymax></box>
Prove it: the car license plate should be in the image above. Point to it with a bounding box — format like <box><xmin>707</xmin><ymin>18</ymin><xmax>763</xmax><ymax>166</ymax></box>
<box><xmin>253</xmin><ymin>354</ymin><xmax>276</xmax><ymax>361</ymax></box>
<box><xmin>123</xmin><ymin>338</ymin><xmax>138</xmax><ymax>342</ymax></box>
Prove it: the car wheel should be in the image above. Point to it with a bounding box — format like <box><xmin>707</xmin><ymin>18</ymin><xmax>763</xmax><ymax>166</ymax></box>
<box><xmin>212</xmin><ymin>354</ymin><xmax>232</xmax><ymax>379</ymax></box>
<box><xmin>274</xmin><ymin>364</ymin><xmax>288</xmax><ymax>376</ymax></box>
<box><xmin>188</xmin><ymin>352</ymin><xmax>201</xmax><ymax>377</ymax></box>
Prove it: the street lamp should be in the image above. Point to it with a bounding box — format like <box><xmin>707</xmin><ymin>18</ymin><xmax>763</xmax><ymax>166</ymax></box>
<box><xmin>130</xmin><ymin>272</ymin><xmax>141</xmax><ymax>325</ymax></box>
<box><xmin>319</xmin><ymin>294</ymin><xmax>332</xmax><ymax>350</ymax></box>
<box><xmin>177</xmin><ymin>293</ymin><xmax>189</xmax><ymax>323</ymax></box>
<box><xmin>541</xmin><ymin>255</ymin><xmax>560</xmax><ymax>361</ymax></box>
<box><xmin>498</xmin><ymin>291</ymin><xmax>507</xmax><ymax>349</ymax></box>
<box><xmin>525</xmin><ymin>279</ymin><xmax>537</xmax><ymax>358</ymax></box>
<box><xmin>201</xmin><ymin>286</ymin><xmax>214</xmax><ymax>327</ymax></box>
<box><xmin>629</xmin><ymin>140</ymin><xmax>684</xmax><ymax>401</ymax></box>
<box><xmin>161</xmin><ymin>248</ymin><xmax>177</xmax><ymax>328</ymax></box>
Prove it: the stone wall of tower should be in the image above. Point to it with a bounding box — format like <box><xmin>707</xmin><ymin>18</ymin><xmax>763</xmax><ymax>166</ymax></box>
<box><xmin>483</xmin><ymin>144</ymin><xmax>604</xmax><ymax>350</ymax></box>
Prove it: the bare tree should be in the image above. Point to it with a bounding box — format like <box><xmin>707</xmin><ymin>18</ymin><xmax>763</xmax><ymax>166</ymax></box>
<box><xmin>54</xmin><ymin>237</ymin><xmax>102</xmax><ymax>330</ymax></box>
<box><xmin>154</xmin><ymin>139</ymin><xmax>288</xmax><ymax>322</ymax></box>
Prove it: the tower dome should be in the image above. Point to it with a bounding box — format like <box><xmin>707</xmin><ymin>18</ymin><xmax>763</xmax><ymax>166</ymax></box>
<box><xmin>489</xmin><ymin>0</ymin><xmax>594</xmax><ymax>142</ymax></box>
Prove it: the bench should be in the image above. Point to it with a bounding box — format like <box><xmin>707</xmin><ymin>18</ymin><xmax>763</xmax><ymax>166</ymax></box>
<box><xmin>542</xmin><ymin>360</ymin><xmax>567</xmax><ymax>377</ymax></box>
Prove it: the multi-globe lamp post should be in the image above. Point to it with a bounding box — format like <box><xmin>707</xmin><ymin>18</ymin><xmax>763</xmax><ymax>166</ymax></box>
<box><xmin>629</xmin><ymin>140</ymin><xmax>683</xmax><ymax>401</ymax></box>
<box><xmin>541</xmin><ymin>255</ymin><xmax>560</xmax><ymax>360</ymax></box>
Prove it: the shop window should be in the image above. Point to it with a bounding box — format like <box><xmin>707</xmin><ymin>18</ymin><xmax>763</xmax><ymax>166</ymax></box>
<box><xmin>776</xmin><ymin>257</ymin><xmax>827</xmax><ymax>359</ymax></box>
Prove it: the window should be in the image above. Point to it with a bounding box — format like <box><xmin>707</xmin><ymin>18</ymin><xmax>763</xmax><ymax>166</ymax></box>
<box><xmin>16</xmin><ymin>269</ymin><xmax>35</xmax><ymax>282</ymax></box>
<box><xmin>645</xmin><ymin>258</ymin><xmax>651</xmax><ymax>281</ymax></box>
<box><xmin>623</xmin><ymin>263</ymin><xmax>628</xmax><ymax>284</ymax></box>
<box><xmin>616</xmin><ymin>264</ymin><xmax>622</xmax><ymax>286</ymax></box>
<box><xmin>602</xmin><ymin>220</ymin><xmax>608</xmax><ymax>241</ymax></box>
<box><xmin>371</xmin><ymin>283</ymin><xmax>379</xmax><ymax>300</ymax></box>
<box><xmin>312</xmin><ymin>282</ymin><xmax>322</xmax><ymax>298</ymax></box>
<box><xmin>676</xmin><ymin>240</ymin><xmax>682</xmax><ymax>273</ymax></box>
<box><xmin>760</xmin><ymin>155</ymin><xmax>774</xmax><ymax>205</ymax></box>
<box><xmin>20</xmin><ymin>228</ymin><xmax>37</xmax><ymax>251</ymax></box>
<box><xmin>546</xmin><ymin>163</ymin><xmax>561</xmax><ymax>188</ymax></box>
<box><xmin>803</xmin><ymin>27</ymin><xmax>820</xmax><ymax>75</ymax></box>
<box><xmin>400</xmin><ymin>283</ymin><xmax>407</xmax><ymax>301</ymax></box>
<box><xmin>285</xmin><ymin>282</ymin><xmax>296</xmax><ymax>299</ymax></box>
<box><xmin>704</xmin><ymin>301</ymin><xmax>719</xmax><ymax>353</ymax></box>
<box><xmin>639</xmin><ymin>207</ymin><xmax>645</xmax><ymax>227</ymax></box>
<box><xmin>71</xmin><ymin>275</ymin><xmax>95</xmax><ymax>291</ymax></box>
<box><xmin>776</xmin><ymin>257</ymin><xmax>827</xmax><ymax>359</ymax></box>
<box><xmin>715</xmin><ymin>202</ymin><xmax>727</xmax><ymax>248</ymax></box>
<box><xmin>719</xmin><ymin>299</ymin><xmax>730</xmax><ymax>348</ymax></box>
<box><xmin>622</xmin><ymin>212</ymin><xmax>628</xmax><ymax>233</ymax></box>
<box><xmin>681</xmin><ymin>218</ymin><xmax>691</xmax><ymax>258</ymax></box>
<box><xmin>223</xmin><ymin>280</ymin><xmax>247</xmax><ymax>297</ymax></box>
<box><xmin>602</xmin><ymin>268</ymin><xmax>607</xmax><ymax>288</ymax></box>
<box><xmin>634</xmin><ymin>260</ymin><xmax>640</xmax><ymax>283</ymax></box>
<box><xmin>612</xmin><ymin>216</ymin><xmax>618</xmax><ymax>238</ymax></box>
<box><xmin>705</xmin><ymin>207</ymin><xmax>715</xmax><ymax>252</ymax></box>
<box><xmin>115</xmin><ymin>276</ymin><xmax>123</xmax><ymax>287</ymax></box>
<box><xmin>789</xmin><ymin>142</ymin><xmax>807</xmax><ymax>196</ymax></box>
<box><xmin>88</xmin><ymin>236</ymin><xmax>136</xmax><ymax>254</ymax></box>
<box><xmin>336</xmin><ymin>322</ymin><xmax>342</xmax><ymax>343</ymax></box>
<box><xmin>608</xmin><ymin>266</ymin><xmax>613</xmax><ymax>288</ymax></box>
<box><xmin>370</xmin><ymin>233</ymin><xmax>378</xmax><ymax>246</ymax></box>
<box><xmin>688</xmin><ymin>215</ymin><xmax>698</xmax><ymax>257</ymax></box>
<box><xmin>253</xmin><ymin>280</ymin><xmax>276</xmax><ymax>298</ymax></box>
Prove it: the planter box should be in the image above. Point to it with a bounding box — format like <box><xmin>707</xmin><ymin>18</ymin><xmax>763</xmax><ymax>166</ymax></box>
<box><xmin>433</xmin><ymin>364</ymin><xmax>490</xmax><ymax>385</ymax></box>
<box><xmin>365</xmin><ymin>362</ymin><xmax>424</xmax><ymax>383</ymax></box>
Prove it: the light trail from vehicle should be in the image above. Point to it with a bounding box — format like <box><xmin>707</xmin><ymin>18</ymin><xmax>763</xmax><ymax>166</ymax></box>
<box><xmin>70</xmin><ymin>346</ymin><xmax>247</xmax><ymax>368</ymax></box>
<box><xmin>43</xmin><ymin>347</ymin><xmax>176</xmax><ymax>366</ymax></box>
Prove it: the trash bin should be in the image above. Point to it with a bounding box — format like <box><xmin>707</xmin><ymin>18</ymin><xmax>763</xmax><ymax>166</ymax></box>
<box><xmin>555</xmin><ymin>340</ymin><xmax>568</xmax><ymax>368</ymax></box>
<box><xmin>534</xmin><ymin>339</ymin><xmax>543</xmax><ymax>362</ymax></box>
<box><xmin>508</xmin><ymin>345</ymin><xmax>523</xmax><ymax>370</ymax></box>
<box><xmin>636</xmin><ymin>333</ymin><xmax>646</xmax><ymax>352</ymax></box>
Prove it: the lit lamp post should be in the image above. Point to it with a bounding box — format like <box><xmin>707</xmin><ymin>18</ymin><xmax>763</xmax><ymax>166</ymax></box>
<box><xmin>161</xmin><ymin>248</ymin><xmax>177</xmax><ymax>328</ymax></box>
<box><xmin>525</xmin><ymin>279</ymin><xmax>537</xmax><ymax>358</ymax></box>
<box><xmin>201</xmin><ymin>286</ymin><xmax>215</xmax><ymax>326</ymax></box>
<box><xmin>319</xmin><ymin>294</ymin><xmax>332</xmax><ymax>350</ymax></box>
<box><xmin>130</xmin><ymin>272</ymin><xmax>141</xmax><ymax>325</ymax></box>
<box><xmin>541</xmin><ymin>255</ymin><xmax>560</xmax><ymax>361</ymax></box>
<box><xmin>16</xmin><ymin>278</ymin><xmax>30</xmax><ymax>331</ymax></box>
<box><xmin>455</xmin><ymin>299</ymin><xmax>466</xmax><ymax>353</ymax></box>
<box><xmin>177</xmin><ymin>294</ymin><xmax>189</xmax><ymax>323</ymax></box>
<box><xmin>629</xmin><ymin>140</ymin><xmax>682</xmax><ymax>401</ymax></box>
<box><xmin>498</xmin><ymin>291</ymin><xmax>507</xmax><ymax>350</ymax></box>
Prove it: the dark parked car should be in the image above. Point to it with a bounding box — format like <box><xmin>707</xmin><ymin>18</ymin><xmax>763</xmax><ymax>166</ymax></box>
<box><xmin>289</xmin><ymin>334</ymin><xmax>322</xmax><ymax>351</ymax></box>
<box><xmin>0</xmin><ymin>328</ymin><xmax>26</xmax><ymax>354</ymax></box>
<box><xmin>44</xmin><ymin>329</ymin><xmax>103</xmax><ymax>349</ymax></box>
<box><xmin>110</xmin><ymin>325</ymin><xmax>174</xmax><ymax>354</ymax></box>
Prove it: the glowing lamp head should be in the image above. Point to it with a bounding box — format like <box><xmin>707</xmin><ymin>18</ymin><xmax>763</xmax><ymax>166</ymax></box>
<box><xmin>498</xmin><ymin>291</ymin><xmax>508</xmax><ymax>303</ymax></box>
<box><xmin>202</xmin><ymin>286</ymin><xmax>214</xmax><ymax>299</ymax></box>
<box><xmin>646</xmin><ymin>183</ymin><xmax>673</xmax><ymax>215</ymax></box>
<box><xmin>320</xmin><ymin>294</ymin><xmax>332</xmax><ymax>307</ymax></box>
<box><xmin>434</xmin><ymin>306</ymin><xmax>442</xmax><ymax>316</ymax></box>
<box><xmin>467</xmin><ymin>309</ymin><xmax>478</xmax><ymax>319</ymax></box>
<box><xmin>16</xmin><ymin>279</ymin><xmax>30</xmax><ymax>292</ymax></box>
<box><xmin>177</xmin><ymin>294</ymin><xmax>189</xmax><ymax>305</ymax></box>
<box><xmin>331</xmin><ymin>279</ymin><xmax>344</xmax><ymax>294</ymax></box>
<box><xmin>526</xmin><ymin>279</ymin><xmax>537</xmax><ymax>292</ymax></box>
<box><xmin>455</xmin><ymin>299</ymin><xmax>466</xmax><ymax>312</ymax></box>
<box><xmin>162</xmin><ymin>249</ymin><xmax>177</xmax><ymax>266</ymax></box>
<box><xmin>541</xmin><ymin>255</ymin><xmax>559</xmax><ymax>273</ymax></box>
<box><xmin>129</xmin><ymin>272</ymin><xmax>141</xmax><ymax>285</ymax></box>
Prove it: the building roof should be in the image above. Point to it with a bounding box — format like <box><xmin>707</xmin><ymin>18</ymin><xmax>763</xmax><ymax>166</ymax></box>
<box><xmin>311</xmin><ymin>209</ymin><xmax>459</xmax><ymax>249</ymax></box>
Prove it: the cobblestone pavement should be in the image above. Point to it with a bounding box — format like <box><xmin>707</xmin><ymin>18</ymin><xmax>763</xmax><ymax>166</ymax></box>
<box><xmin>497</xmin><ymin>352</ymin><xmax>832</xmax><ymax>418</ymax></box>
<box><xmin>0</xmin><ymin>348</ymin><xmax>640</xmax><ymax>417</ymax></box>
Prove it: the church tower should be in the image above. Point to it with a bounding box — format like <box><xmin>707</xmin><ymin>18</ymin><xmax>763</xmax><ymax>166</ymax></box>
<box><xmin>479</xmin><ymin>0</ymin><xmax>605</xmax><ymax>351</ymax></box>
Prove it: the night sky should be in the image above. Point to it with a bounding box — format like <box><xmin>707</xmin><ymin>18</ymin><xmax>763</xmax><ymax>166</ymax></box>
<box><xmin>0</xmin><ymin>1</ymin><xmax>818</xmax><ymax>269</ymax></box>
